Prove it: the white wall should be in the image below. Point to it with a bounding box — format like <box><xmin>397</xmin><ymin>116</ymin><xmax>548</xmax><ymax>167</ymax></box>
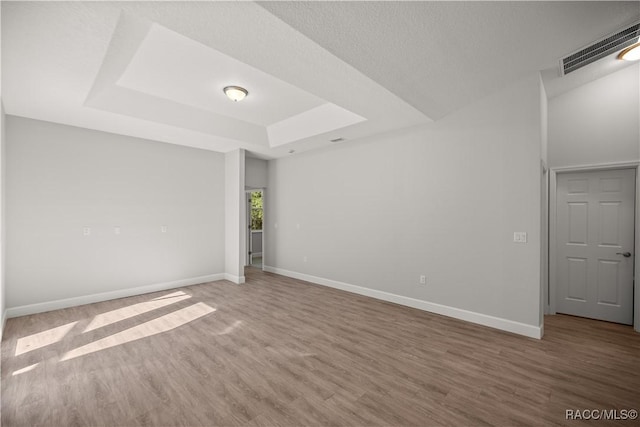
<box><xmin>266</xmin><ymin>74</ymin><xmax>543</xmax><ymax>336</ymax></box>
<box><xmin>245</xmin><ymin>157</ymin><xmax>268</xmax><ymax>189</ymax></box>
<box><xmin>6</xmin><ymin>116</ymin><xmax>226</xmax><ymax>311</ymax></box>
<box><xmin>548</xmin><ymin>64</ymin><xmax>640</xmax><ymax>168</ymax></box>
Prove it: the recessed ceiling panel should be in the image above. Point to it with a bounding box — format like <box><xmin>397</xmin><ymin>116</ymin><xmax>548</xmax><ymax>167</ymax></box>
<box><xmin>117</xmin><ymin>23</ymin><xmax>327</xmax><ymax>127</ymax></box>
<box><xmin>88</xmin><ymin>17</ymin><xmax>371</xmax><ymax>149</ymax></box>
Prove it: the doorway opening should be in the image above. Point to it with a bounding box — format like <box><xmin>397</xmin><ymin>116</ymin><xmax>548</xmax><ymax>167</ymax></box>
<box><xmin>246</xmin><ymin>189</ymin><xmax>264</xmax><ymax>269</ymax></box>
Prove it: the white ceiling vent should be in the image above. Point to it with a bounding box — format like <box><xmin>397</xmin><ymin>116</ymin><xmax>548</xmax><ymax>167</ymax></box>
<box><xmin>560</xmin><ymin>21</ymin><xmax>640</xmax><ymax>75</ymax></box>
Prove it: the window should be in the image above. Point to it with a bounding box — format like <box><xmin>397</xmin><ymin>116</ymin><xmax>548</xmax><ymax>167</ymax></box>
<box><xmin>250</xmin><ymin>191</ymin><xmax>263</xmax><ymax>231</ymax></box>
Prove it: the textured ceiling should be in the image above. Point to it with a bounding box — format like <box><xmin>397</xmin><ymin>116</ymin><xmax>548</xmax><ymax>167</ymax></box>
<box><xmin>261</xmin><ymin>1</ymin><xmax>640</xmax><ymax>117</ymax></box>
<box><xmin>2</xmin><ymin>1</ymin><xmax>639</xmax><ymax>158</ymax></box>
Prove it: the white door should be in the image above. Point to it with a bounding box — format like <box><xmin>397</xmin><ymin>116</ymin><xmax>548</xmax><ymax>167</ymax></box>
<box><xmin>556</xmin><ymin>168</ymin><xmax>635</xmax><ymax>325</ymax></box>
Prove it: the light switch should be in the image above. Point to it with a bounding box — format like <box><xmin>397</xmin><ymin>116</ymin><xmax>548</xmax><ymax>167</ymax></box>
<box><xmin>513</xmin><ymin>232</ymin><xmax>528</xmax><ymax>243</ymax></box>
<box><xmin>114</xmin><ymin>227</ymin><xmax>121</xmax><ymax>235</ymax></box>
<box><xmin>161</xmin><ymin>225</ymin><xmax>168</xmax><ymax>233</ymax></box>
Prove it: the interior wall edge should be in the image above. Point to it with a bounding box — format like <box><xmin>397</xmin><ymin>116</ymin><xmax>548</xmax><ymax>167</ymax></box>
<box><xmin>1</xmin><ymin>311</ymin><xmax>6</xmax><ymax>341</ymax></box>
<box><xmin>636</xmin><ymin>165</ymin><xmax>640</xmax><ymax>333</ymax></box>
<box><xmin>263</xmin><ymin>266</ymin><xmax>543</xmax><ymax>339</ymax></box>
<box><xmin>4</xmin><ymin>272</ymin><xmax>226</xmax><ymax>319</ymax></box>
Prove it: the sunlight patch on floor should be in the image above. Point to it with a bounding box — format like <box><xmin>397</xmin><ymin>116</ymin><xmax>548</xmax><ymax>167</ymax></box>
<box><xmin>11</xmin><ymin>363</ymin><xmax>39</xmax><ymax>376</ymax></box>
<box><xmin>217</xmin><ymin>320</ymin><xmax>242</xmax><ymax>335</ymax></box>
<box><xmin>15</xmin><ymin>321</ymin><xmax>78</xmax><ymax>356</ymax></box>
<box><xmin>84</xmin><ymin>291</ymin><xmax>191</xmax><ymax>332</ymax></box>
<box><xmin>151</xmin><ymin>291</ymin><xmax>190</xmax><ymax>301</ymax></box>
<box><xmin>61</xmin><ymin>302</ymin><xmax>216</xmax><ymax>361</ymax></box>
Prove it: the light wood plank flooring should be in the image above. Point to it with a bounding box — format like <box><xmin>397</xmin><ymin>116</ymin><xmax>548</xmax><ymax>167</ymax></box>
<box><xmin>2</xmin><ymin>268</ymin><xmax>639</xmax><ymax>426</ymax></box>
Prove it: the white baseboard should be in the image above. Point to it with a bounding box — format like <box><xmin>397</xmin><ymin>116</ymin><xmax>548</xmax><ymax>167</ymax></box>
<box><xmin>264</xmin><ymin>266</ymin><xmax>542</xmax><ymax>339</ymax></box>
<box><xmin>224</xmin><ymin>274</ymin><xmax>245</xmax><ymax>284</ymax></box>
<box><xmin>5</xmin><ymin>273</ymin><xmax>226</xmax><ymax>318</ymax></box>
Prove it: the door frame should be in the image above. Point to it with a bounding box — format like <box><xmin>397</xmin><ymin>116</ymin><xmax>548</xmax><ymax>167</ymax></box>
<box><xmin>548</xmin><ymin>161</ymin><xmax>639</xmax><ymax>332</ymax></box>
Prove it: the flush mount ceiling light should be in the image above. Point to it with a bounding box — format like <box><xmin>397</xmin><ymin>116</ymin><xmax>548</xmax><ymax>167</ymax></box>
<box><xmin>223</xmin><ymin>86</ymin><xmax>248</xmax><ymax>102</ymax></box>
<box><xmin>618</xmin><ymin>42</ymin><xmax>640</xmax><ymax>61</ymax></box>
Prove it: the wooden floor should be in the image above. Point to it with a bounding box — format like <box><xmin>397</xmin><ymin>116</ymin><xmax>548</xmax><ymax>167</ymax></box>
<box><xmin>2</xmin><ymin>268</ymin><xmax>639</xmax><ymax>426</ymax></box>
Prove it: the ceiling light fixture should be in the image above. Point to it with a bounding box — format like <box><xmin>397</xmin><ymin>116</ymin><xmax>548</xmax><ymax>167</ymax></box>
<box><xmin>618</xmin><ymin>41</ymin><xmax>640</xmax><ymax>61</ymax></box>
<box><xmin>223</xmin><ymin>86</ymin><xmax>248</xmax><ymax>102</ymax></box>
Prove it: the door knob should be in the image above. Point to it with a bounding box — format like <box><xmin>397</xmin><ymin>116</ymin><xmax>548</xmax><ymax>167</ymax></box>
<box><xmin>616</xmin><ymin>252</ymin><xmax>632</xmax><ymax>257</ymax></box>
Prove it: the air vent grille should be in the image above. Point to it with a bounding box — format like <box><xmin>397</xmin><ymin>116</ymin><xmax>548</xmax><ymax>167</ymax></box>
<box><xmin>561</xmin><ymin>21</ymin><xmax>640</xmax><ymax>75</ymax></box>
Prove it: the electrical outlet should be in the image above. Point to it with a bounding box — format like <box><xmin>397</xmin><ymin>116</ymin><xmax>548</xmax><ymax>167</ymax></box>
<box><xmin>161</xmin><ymin>225</ymin><xmax>168</xmax><ymax>233</ymax></box>
<box><xmin>303</xmin><ymin>256</ymin><xmax>308</xmax><ymax>263</ymax></box>
<box><xmin>83</xmin><ymin>227</ymin><xmax>91</xmax><ymax>236</ymax></box>
<box><xmin>419</xmin><ymin>275</ymin><xmax>426</xmax><ymax>285</ymax></box>
<box><xmin>114</xmin><ymin>227</ymin><xmax>121</xmax><ymax>235</ymax></box>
